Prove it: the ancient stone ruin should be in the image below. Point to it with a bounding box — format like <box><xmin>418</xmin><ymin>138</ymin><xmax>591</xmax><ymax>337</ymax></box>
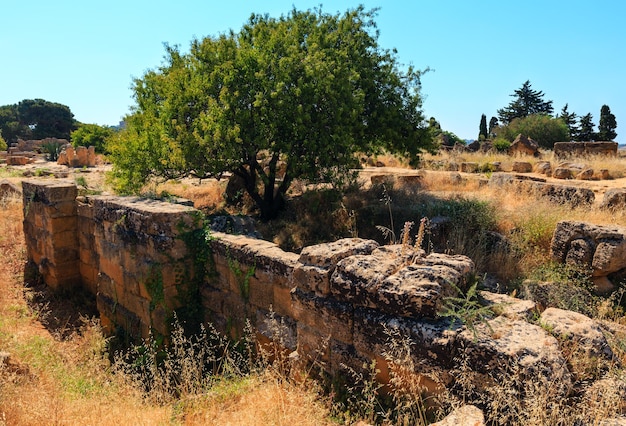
<box><xmin>20</xmin><ymin>180</ymin><xmax>626</xmax><ymax>420</ymax></box>
<box><xmin>57</xmin><ymin>145</ymin><xmax>97</xmax><ymax>168</ymax></box>
<box><xmin>554</xmin><ymin>141</ymin><xmax>618</xmax><ymax>158</ymax></box>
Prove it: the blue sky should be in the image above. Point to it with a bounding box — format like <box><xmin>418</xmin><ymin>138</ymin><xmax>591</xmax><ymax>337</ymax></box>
<box><xmin>2</xmin><ymin>0</ymin><xmax>624</xmax><ymax>143</ymax></box>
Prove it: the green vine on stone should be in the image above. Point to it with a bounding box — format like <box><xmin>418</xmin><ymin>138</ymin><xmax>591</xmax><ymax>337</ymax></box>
<box><xmin>174</xmin><ymin>211</ymin><xmax>213</xmax><ymax>335</ymax></box>
<box><xmin>227</xmin><ymin>253</ymin><xmax>256</xmax><ymax>302</ymax></box>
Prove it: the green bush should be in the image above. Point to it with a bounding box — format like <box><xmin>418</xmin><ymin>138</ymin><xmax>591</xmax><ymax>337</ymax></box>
<box><xmin>41</xmin><ymin>140</ymin><xmax>64</xmax><ymax>161</ymax></box>
<box><xmin>492</xmin><ymin>137</ymin><xmax>511</xmax><ymax>152</ymax></box>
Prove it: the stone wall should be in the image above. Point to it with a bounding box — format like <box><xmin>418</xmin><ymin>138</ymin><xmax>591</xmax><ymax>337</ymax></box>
<box><xmin>553</xmin><ymin>141</ymin><xmax>618</xmax><ymax>158</ymax></box>
<box><xmin>23</xmin><ymin>181</ymin><xmax>81</xmax><ymax>291</ymax></box>
<box><xmin>22</xmin><ymin>180</ymin><xmax>478</xmax><ymax>379</ymax></box>
<box><xmin>58</xmin><ymin>145</ymin><xmax>97</xmax><ymax>168</ymax></box>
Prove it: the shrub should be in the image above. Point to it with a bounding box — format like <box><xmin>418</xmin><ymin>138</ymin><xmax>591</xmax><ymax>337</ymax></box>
<box><xmin>492</xmin><ymin>137</ymin><xmax>511</xmax><ymax>152</ymax></box>
<box><xmin>40</xmin><ymin>140</ymin><xmax>64</xmax><ymax>161</ymax></box>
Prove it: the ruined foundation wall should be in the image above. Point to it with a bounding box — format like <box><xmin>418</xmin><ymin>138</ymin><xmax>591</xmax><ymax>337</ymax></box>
<box><xmin>22</xmin><ymin>181</ymin><xmax>81</xmax><ymax>291</ymax></box>
<box><xmin>22</xmin><ymin>181</ymin><xmax>474</xmax><ymax>378</ymax></box>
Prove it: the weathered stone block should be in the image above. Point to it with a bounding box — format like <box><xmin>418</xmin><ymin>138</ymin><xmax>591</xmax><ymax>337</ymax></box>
<box><xmin>540</xmin><ymin>308</ymin><xmax>613</xmax><ymax>361</ymax></box>
<box><xmin>511</xmin><ymin>161</ymin><xmax>532</xmax><ymax>173</ymax></box>
<box><xmin>248</xmin><ymin>275</ymin><xmax>274</xmax><ymax>310</ymax></box>
<box><xmin>273</xmin><ymin>285</ymin><xmax>294</xmax><ymax>318</ymax></box>
<box><xmin>457</xmin><ymin>316</ymin><xmax>572</xmax><ymax>392</ymax></box>
<box><xmin>291</xmin><ymin>288</ymin><xmax>353</xmax><ymax>344</ymax></box>
<box><xmin>293</xmin><ymin>264</ymin><xmax>331</xmax><ymax>295</ymax></box>
<box><xmin>298</xmin><ymin>238</ymin><xmax>379</xmax><ymax>269</ymax></box>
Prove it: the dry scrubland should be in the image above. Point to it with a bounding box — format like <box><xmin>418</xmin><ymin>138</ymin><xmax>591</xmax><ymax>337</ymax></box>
<box><xmin>2</xmin><ymin>149</ymin><xmax>626</xmax><ymax>424</ymax></box>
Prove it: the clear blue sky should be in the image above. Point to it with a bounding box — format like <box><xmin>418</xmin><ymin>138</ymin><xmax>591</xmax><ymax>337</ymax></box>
<box><xmin>2</xmin><ymin>0</ymin><xmax>625</xmax><ymax>143</ymax></box>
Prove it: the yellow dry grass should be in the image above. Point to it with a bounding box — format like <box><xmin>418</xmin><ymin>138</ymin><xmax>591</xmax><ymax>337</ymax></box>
<box><xmin>0</xmin><ymin>192</ymin><xmax>333</xmax><ymax>426</ymax></box>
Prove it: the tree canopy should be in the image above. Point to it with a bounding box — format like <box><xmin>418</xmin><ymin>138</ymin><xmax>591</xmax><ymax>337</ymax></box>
<box><xmin>0</xmin><ymin>99</ymin><xmax>77</xmax><ymax>143</ymax></box>
<box><xmin>558</xmin><ymin>104</ymin><xmax>578</xmax><ymax>141</ymax></box>
<box><xmin>598</xmin><ymin>104</ymin><xmax>617</xmax><ymax>141</ymax></box>
<box><xmin>494</xmin><ymin>114</ymin><xmax>569</xmax><ymax>149</ymax></box>
<box><xmin>577</xmin><ymin>113</ymin><xmax>596</xmax><ymax>141</ymax></box>
<box><xmin>71</xmin><ymin>123</ymin><xmax>115</xmax><ymax>153</ymax></box>
<box><xmin>497</xmin><ymin>81</ymin><xmax>554</xmax><ymax>124</ymax></box>
<box><xmin>478</xmin><ymin>114</ymin><xmax>487</xmax><ymax>140</ymax></box>
<box><xmin>109</xmin><ymin>6</ymin><xmax>434</xmax><ymax>219</ymax></box>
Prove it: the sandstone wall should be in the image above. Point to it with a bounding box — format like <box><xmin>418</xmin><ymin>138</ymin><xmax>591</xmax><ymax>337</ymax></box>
<box><xmin>23</xmin><ymin>181</ymin><xmax>81</xmax><ymax>291</ymax></box>
<box><xmin>23</xmin><ymin>180</ymin><xmax>586</xmax><ymax>393</ymax></box>
<box><xmin>553</xmin><ymin>141</ymin><xmax>618</xmax><ymax>158</ymax></box>
<box><xmin>22</xmin><ymin>181</ymin><xmax>480</xmax><ymax>378</ymax></box>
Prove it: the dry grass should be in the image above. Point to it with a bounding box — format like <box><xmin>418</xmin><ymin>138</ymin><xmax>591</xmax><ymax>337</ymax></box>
<box><xmin>159</xmin><ymin>178</ymin><xmax>228</xmax><ymax>211</ymax></box>
<box><xmin>422</xmin><ymin>148</ymin><xmax>626</xmax><ymax>179</ymax></box>
<box><xmin>0</xmin><ymin>192</ymin><xmax>335</xmax><ymax>426</ymax></box>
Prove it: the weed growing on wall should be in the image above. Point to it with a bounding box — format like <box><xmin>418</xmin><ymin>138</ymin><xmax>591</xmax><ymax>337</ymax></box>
<box><xmin>174</xmin><ymin>211</ymin><xmax>213</xmax><ymax>335</ymax></box>
<box><xmin>227</xmin><ymin>254</ymin><xmax>256</xmax><ymax>302</ymax></box>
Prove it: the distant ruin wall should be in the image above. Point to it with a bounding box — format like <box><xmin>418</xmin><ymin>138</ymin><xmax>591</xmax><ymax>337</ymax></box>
<box><xmin>22</xmin><ymin>180</ymin><xmax>475</xmax><ymax>377</ymax></box>
<box><xmin>553</xmin><ymin>141</ymin><xmax>618</xmax><ymax>158</ymax></box>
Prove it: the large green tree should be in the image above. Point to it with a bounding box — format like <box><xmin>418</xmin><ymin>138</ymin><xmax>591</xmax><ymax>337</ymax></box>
<box><xmin>0</xmin><ymin>105</ymin><xmax>22</xmax><ymax>144</ymax></box>
<box><xmin>494</xmin><ymin>114</ymin><xmax>568</xmax><ymax>149</ymax></box>
<box><xmin>497</xmin><ymin>80</ymin><xmax>554</xmax><ymax>124</ymax></box>
<box><xmin>488</xmin><ymin>116</ymin><xmax>498</xmax><ymax>137</ymax></box>
<box><xmin>0</xmin><ymin>99</ymin><xmax>77</xmax><ymax>143</ymax></box>
<box><xmin>109</xmin><ymin>6</ymin><xmax>434</xmax><ymax>219</ymax></box>
<box><xmin>577</xmin><ymin>113</ymin><xmax>596</xmax><ymax>141</ymax></box>
<box><xmin>597</xmin><ymin>104</ymin><xmax>617</xmax><ymax>141</ymax></box>
<box><xmin>558</xmin><ymin>104</ymin><xmax>578</xmax><ymax>141</ymax></box>
<box><xmin>478</xmin><ymin>114</ymin><xmax>488</xmax><ymax>140</ymax></box>
<box><xmin>71</xmin><ymin>123</ymin><xmax>115</xmax><ymax>153</ymax></box>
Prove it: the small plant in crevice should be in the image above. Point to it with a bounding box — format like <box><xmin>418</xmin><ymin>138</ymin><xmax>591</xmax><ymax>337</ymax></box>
<box><xmin>438</xmin><ymin>278</ymin><xmax>495</xmax><ymax>340</ymax></box>
<box><xmin>376</xmin><ymin>184</ymin><xmax>397</xmax><ymax>244</ymax></box>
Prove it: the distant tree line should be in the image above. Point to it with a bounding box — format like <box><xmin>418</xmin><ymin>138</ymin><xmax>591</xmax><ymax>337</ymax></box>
<box><xmin>0</xmin><ymin>98</ymin><xmax>115</xmax><ymax>153</ymax></box>
<box><xmin>478</xmin><ymin>80</ymin><xmax>618</xmax><ymax>149</ymax></box>
<box><xmin>0</xmin><ymin>99</ymin><xmax>77</xmax><ymax>144</ymax></box>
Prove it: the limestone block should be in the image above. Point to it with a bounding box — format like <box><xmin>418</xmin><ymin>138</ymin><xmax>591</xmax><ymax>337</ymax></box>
<box><xmin>431</xmin><ymin>405</ymin><xmax>485</xmax><ymax>426</ymax></box>
<box><xmin>79</xmin><ymin>262</ymin><xmax>98</xmax><ymax>295</ymax></box>
<box><xmin>552</xmin><ymin>167</ymin><xmax>572</xmax><ymax>179</ymax></box>
<box><xmin>540</xmin><ymin>308</ymin><xmax>613</xmax><ymax>361</ymax></box>
<box><xmin>601</xmin><ymin>188</ymin><xmax>626</xmax><ymax>210</ymax></box>
<box><xmin>273</xmin><ymin>285</ymin><xmax>294</xmax><ymax>318</ymax></box>
<box><xmin>396</xmin><ymin>174</ymin><xmax>422</xmax><ymax>187</ymax></box>
<box><xmin>293</xmin><ymin>264</ymin><xmax>331</xmax><ymax>295</ymax></box>
<box><xmin>298</xmin><ymin>238</ymin><xmax>379</xmax><ymax>269</ymax></box>
<box><xmin>291</xmin><ymin>288</ymin><xmax>353</xmax><ymax>344</ymax></box>
<box><xmin>248</xmin><ymin>275</ymin><xmax>274</xmax><ymax>310</ymax></box>
<box><xmin>551</xmin><ymin>221</ymin><xmax>626</xmax><ymax>278</ymax></box>
<box><xmin>22</xmin><ymin>180</ymin><xmax>77</xmax><ymax>204</ymax></box>
<box><xmin>478</xmin><ymin>291</ymin><xmax>536</xmax><ymax>320</ymax></box>
<box><xmin>534</xmin><ymin>161</ymin><xmax>552</xmax><ymax>176</ymax></box>
<box><xmin>520</xmin><ymin>181</ymin><xmax>595</xmax><ymax>207</ymax></box>
<box><xmin>199</xmin><ymin>285</ymin><xmax>225</xmax><ymax>317</ymax></box>
<box><xmin>511</xmin><ymin>161</ymin><xmax>532</xmax><ymax>173</ymax></box>
<box><xmin>353</xmin><ymin>307</ymin><xmax>456</xmax><ymax>366</ymax></box>
<box><xmin>0</xmin><ymin>179</ymin><xmax>21</xmax><ymax>198</ymax></box>
<box><xmin>48</xmin><ymin>216</ymin><xmax>78</xmax><ymax>234</ymax></box>
<box><xmin>576</xmin><ymin>168</ymin><xmax>594</xmax><ymax>180</ymax></box>
<box><xmin>457</xmin><ymin>316</ymin><xmax>572</xmax><ymax>393</ymax></box>
<box><xmin>332</xmin><ymin>249</ymin><xmax>473</xmax><ymax>319</ymax></box>
<box><xmin>7</xmin><ymin>156</ymin><xmax>31</xmax><ymax>165</ymax></box>
<box><xmin>509</xmin><ymin>134</ymin><xmax>539</xmax><ymax>156</ymax></box>
<box><xmin>460</xmin><ymin>162</ymin><xmax>478</xmax><ymax>173</ymax></box>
